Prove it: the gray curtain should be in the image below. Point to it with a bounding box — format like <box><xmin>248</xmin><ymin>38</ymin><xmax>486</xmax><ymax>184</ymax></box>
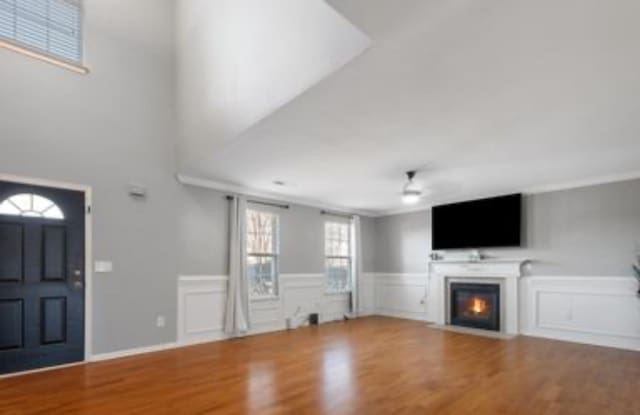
<box><xmin>351</xmin><ymin>215</ymin><xmax>363</xmax><ymax>316</ymax></box>
<box><xmin>224</xmin><ymin>195</ymin><xmax>250</xmax><ymax>336</ymax></box>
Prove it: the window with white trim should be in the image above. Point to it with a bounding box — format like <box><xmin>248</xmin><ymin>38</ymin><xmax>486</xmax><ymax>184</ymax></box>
<box><xmin>0</xmin><ymin>0</ymin><xmax>84</xmax><ymax>65</ymax></box>
<box><xmin>324</xmin><ymin>221</ymin><xmax>351</xmax><ymax>293</ymax></box>
<box><xmin>247</xmin><ymin>209</ymin><xmax>279</xmax><ymax>299</ymax></box>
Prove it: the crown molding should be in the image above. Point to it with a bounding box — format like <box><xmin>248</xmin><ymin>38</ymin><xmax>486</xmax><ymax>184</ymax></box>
<box><xmin>376</xmin><ymin>171</ymin><xmax>640</xmax><ymax>217</ymax></box>
<box><xmin>522</xmin><ymin>170</ymin><xmax>640</xmax><ymax>194</ymax></box>
<box><xmin>178</xmin><ymin>171</ymin><xmax>640</xmax><ymax>219</ymax></box>
<box><xmin>375</xmin><ymin>204</ymin><xmax>432</xmax><ymax>217</ymax></box>
<box><xmin>176</xmin><ymin>174</ymin><xmax>378</xmax><ymax>217</ymax></box>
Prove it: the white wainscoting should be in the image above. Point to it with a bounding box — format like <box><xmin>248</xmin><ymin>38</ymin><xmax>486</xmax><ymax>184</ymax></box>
<box><xmin>280</xmin><ymin>274</ymin><xmax>323</xmax><ymax>324</ymax></box>
<box><xmin>364</xmin><ymin>272</ymin><xmax>640</xmax><ymax>351</ymax></box>
<box><xmin>364</xmin><ymin>273</ymin><xmax>429</xmax><ymax>321</ymax></box>
<box><xmin>178</xmin><ymin>274</ymin><xmax>640</xmax><ymax>352</ymax></box>
<box><xmin>177</xmin><ymin>274</ymin><xmax>353</xmax><ymax>345</ymax></box>
<box><xmin>520</xmin><ymin>276</ymin><xmax>640</xmax><ymax>351</ymax></box>
<box><xmin>177</xmin><ymin>276</ymin><xmax>229</xmax><ymax>345</ymax></box>
<box><xmin>358</xmin><ymin>273</ymin><xmax>376</xmax><ymax>316</ymax></box>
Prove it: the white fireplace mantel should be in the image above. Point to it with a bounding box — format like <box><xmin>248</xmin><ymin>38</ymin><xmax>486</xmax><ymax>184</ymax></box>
<box><xmin>427</xmin><ymin>259</ymin><xmax>530</xmax><ymax>335</ymax></box>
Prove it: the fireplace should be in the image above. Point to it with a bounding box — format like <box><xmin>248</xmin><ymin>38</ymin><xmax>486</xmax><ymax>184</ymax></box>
<box><xmin>430</xmin><ymin>260</ymin><xmax>525</xmax><ymax>335</ymax></box>
<box><xmin>450</xmin><ymin>282</ymin><xmax>500</xmax><ymax>331</ymax></box>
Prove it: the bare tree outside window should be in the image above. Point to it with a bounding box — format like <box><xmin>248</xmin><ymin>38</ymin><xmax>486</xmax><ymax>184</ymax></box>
<box><xmin>247</xmin><ymin>209</ymin><xmax>279</xmax><ymax>298</ymax></box>
<box><xmin>325</xmin><ymin>221</ymin><xmax>351</xmax><ymax>293</ymax></box>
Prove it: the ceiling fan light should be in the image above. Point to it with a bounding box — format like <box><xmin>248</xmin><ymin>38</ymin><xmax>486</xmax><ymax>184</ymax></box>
<box><xmin>402</xmin><ymin>190</ymin><xmax>422</xmax><ymax>205</ymax></box>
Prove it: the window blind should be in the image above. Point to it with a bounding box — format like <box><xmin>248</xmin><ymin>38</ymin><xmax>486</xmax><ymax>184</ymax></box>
<box><xmin>0</xmin><ymin>0</ymin><xmax>82</xmax><ymax>64</ymax></box>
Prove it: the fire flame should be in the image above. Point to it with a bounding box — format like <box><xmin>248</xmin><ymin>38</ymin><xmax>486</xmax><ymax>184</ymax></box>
<box><xmin>469</xmin><ymin>297</ymin><xmax>488</xmax><ymax>315</ymax></box>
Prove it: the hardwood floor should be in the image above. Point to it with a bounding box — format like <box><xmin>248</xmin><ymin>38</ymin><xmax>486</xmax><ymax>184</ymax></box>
<box><xmin>1</xmin><ymin>317</ymin><xmax>638</xmax><ymax>415</ymax></box>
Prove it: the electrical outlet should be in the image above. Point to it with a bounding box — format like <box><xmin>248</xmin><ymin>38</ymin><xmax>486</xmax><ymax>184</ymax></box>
<box><xmin>156</xmin><ymin>315</ymin><xmax>166</xmax><ymax>328</ymax></box>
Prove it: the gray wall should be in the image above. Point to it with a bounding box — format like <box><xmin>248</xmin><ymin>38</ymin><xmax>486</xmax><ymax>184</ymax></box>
<box><xmin>514</xmin><ymin>179</ymin><xmax>640</xmax><ymax>276</ymax></box>
<box><xmin>373</xmin><ymin>211</ymin><xmax>431</xmax><ymax>274</ymax></box>
<box><xmin>360</xmin><ymin>216</ymin><xmax>377</xmax><ymax>273</ymax></box>
<box><xmin>178</xmin><ymin>186</ymin><xmax>378</xmax><ymax>276</ymax></box>
<box><xmin>0</xmin><ymin>0</ymin><xmax>178</xmax><ymax>354</ymax></box>
<box><xmin>178</xmin><ymin>186</ymin><xmax>230</xmax><ymax>276</ymax></box>
<box><xmin>373</xmin><ymin>179</ymin><xmax>640</xmax><ymax>276</ymax></box>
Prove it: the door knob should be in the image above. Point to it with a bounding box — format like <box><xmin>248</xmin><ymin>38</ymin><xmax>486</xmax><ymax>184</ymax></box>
<box><xmin>73</xmin><ymin>281</ymin><xmax>83</xmax><ymax>289</ymax></box>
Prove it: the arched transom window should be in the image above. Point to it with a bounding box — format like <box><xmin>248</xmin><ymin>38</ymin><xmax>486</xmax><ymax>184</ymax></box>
<box><xmin>0</xmin><ymin>194</ymin><xmax>65</xmax><ymax>220</ymax></box>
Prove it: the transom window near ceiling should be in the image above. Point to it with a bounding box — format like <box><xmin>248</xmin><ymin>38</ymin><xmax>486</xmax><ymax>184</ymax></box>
<box><xmin>0</xmin><ymin>193</ymin><xmax>64</xmax><ymax>219</ymax></box>
<box><xmin>325</xmin><ymin>221</ymin><xmax>352</xmax><ymax>293</ymax></box>
<box><xmin>246</xmin><ymin>209</ymin><xmax>279</xmax><ymax>299</ymax></box>
<box><xmin>0</xmin><ymin>0</ymin><xmax>83</xmax><ymax>66</ymax></box>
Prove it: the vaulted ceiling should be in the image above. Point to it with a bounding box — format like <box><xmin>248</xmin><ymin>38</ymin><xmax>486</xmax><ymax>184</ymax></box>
<box><xmin>176</xmin><ymin>0</ymin><xmax>370</xmax><ymax>177</ymax></box>
<box><xmin>177</xmin><ymin>0</ymin><xmax>640</xmax><ymax>215</ymax></box>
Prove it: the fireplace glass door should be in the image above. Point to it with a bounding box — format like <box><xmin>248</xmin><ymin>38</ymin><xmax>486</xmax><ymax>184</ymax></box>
<box><xmin>450</xmin><ymin>283</ymin><xmax>500</xmax><ymax>331</ymax></box>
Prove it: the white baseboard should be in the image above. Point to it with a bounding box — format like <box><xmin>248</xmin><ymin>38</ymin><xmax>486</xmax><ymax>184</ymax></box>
<box><xmin>357</xmin><ymin>308</ymin><xmax>376</xmax><ymax>317</ymax></box>
<box><xmin>90</xmin><ymin>342</ymin><xmax>179</xmax><ymax>362</ymax></box>
<box><xmin>376</xmin><ymin>309</ymin><xmax>430</xmax><ymax>322</ymax></box>
<box><xmin>520</xmin><ymin>330</ymin><xmax>640</xmax><ymax>352</ymax></box>
<box><xmin>175</xmin><ymin>333</ymin><xmax>229</xmax><ymax>347</ymax></box>
<box><xmin>0</xmin><ymin>361</ymin><xmax>86</xmax><ymax>379</ymax></box>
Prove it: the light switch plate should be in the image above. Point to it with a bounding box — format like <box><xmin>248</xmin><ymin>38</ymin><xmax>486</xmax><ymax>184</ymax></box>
<box><xmin>94</xmin><ymin>261</ymin><xmax>113</xmax><ymax>273</ymax></box>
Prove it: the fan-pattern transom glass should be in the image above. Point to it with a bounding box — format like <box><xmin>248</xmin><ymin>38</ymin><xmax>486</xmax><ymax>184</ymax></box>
<box><xmin>247</xmin><ymin>209</ymin><xmax>279</xmax><ymax>298</ymax></box>
<box><xmin>325</xmin><ymin>221</ymin><xmax>352</xmax><ymax>293</ymax></box>
<box><xmin>0</xmin><ymin>193</ymin><xmax>64</xmax><ymax>219</ymax></box>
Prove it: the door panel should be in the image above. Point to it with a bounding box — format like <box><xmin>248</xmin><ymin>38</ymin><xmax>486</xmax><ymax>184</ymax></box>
<box><xmin>0</xmin><ymin>181</ymin><xmax>84</xmax><ymax>374</ymax></box>
<box><xmin>41</xmin><ymin>297</ymin><xmax>67</xmax><ymax>344</ymax></box>
<box><xmin>42</xmin><ymin>225</ymin><xmax>67</xmax><ymax>281</ymax></box>
<box><xmin>0</xmin><ymin>299</ymin><xmax>24</xmax><ymax>350</ymax></box>
<box><xmin>0</xmin><ymin>224</ymin><xmax>24</xmax><ymax>282</ymax></box>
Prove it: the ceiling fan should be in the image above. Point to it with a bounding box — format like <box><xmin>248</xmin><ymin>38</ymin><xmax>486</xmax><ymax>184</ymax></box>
<box><xmin>401</xmin><ymin>170</ymin><xmax>423</xmax><ymax>205</ymax></box>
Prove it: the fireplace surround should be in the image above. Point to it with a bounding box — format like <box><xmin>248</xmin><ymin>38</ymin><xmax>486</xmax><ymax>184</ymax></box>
<box><xmin>427</xmin><ymin>259</ymin><xmax>528</xmax><ymax>335</ymax></box>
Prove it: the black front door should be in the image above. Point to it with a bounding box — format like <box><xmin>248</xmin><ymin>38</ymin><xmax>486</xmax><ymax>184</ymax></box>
<box><xmin>0</xmin><ymin>181</ymin><xmax>85</xmax><ymax>374</ymax></box>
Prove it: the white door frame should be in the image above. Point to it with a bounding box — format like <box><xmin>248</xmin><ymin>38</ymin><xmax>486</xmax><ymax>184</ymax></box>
<box><xmin>0</xmin><ymin>173</ymin><xmax>93</xmax><ymax>362</ymax></box>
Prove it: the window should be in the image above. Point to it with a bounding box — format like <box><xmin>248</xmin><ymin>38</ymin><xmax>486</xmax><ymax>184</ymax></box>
<box><xmin>0</xmin><ymin>0</ymin><xmax>84</xmax><ymax>66</ymax></box>
<box><xmin>246</xmin><ymin>209</ymin><xmax>279</xmax><ymax>299</ymax></box>
<box><xmin>0</xmin><ymin>193</ymin><xmax>64</xmax><ymax>219</ymax></box>
<box><xmin>325</xmin><ymin>221</ymin><xmax>351</xmax><ymax>293</ymax></box>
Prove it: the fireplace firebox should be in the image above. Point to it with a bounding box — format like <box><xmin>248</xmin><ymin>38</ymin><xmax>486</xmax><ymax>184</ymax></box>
<box><xmin>450</xmin><ymin>282</ymin><xmax>500</xmax><ymax>331</ymax></box>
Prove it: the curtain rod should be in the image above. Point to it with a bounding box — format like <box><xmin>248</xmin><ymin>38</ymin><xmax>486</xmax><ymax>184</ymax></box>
<box><xmin>226</xmin><ymin>195</ymin><xmax>290</xmax><ymax>210</ymax></box>
<box><xmin>321</xmin><ymin>209</ymin><xmax>354</xmax><ymax>219</ymax></box>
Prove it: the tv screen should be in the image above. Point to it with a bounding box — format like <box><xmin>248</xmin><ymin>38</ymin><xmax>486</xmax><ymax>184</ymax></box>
<box><xmin>432</xmin><ymin>194</ymin><xmax>522</xmax><ymax>250</ymax></box>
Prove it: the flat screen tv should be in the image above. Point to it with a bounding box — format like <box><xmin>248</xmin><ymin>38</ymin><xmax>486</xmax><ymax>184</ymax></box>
<box><xmin>432</xmin><ymin>194</ymin><xmax>522</xmax><ymax>250</ymax></box>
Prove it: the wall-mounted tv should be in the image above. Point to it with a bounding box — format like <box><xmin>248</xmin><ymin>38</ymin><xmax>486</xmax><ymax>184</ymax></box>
<box><xmin>431</xmin><ymin>194</ymin><xmax>522</xmax><ymax>250</ymax></box>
